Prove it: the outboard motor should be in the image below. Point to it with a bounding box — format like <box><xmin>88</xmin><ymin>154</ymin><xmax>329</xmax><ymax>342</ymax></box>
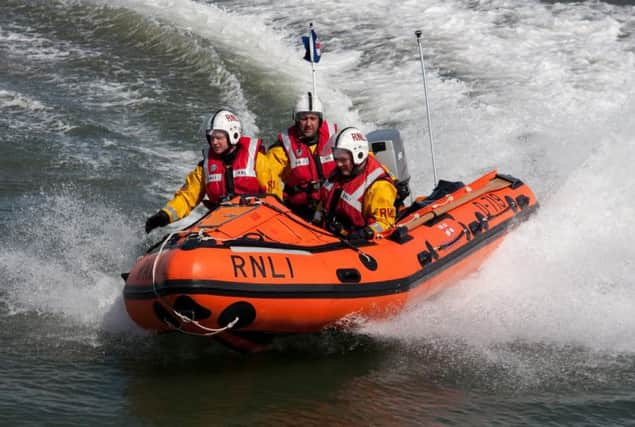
<box><xmin>367</xmin><ymin>129</ymin><xmax>411</xmax><ymax>207</ymax></box>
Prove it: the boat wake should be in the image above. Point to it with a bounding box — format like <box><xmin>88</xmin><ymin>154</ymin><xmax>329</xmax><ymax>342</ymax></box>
<box><xmin>361</xmin><ymin>108</ymin><xmax>635</xmax><ymax>377</ymax></box>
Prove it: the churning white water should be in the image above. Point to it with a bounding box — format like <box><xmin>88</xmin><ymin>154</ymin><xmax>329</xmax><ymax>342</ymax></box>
<box><xmin>2</xmin><ymin>0</ymin><xmax>634</xmax><ymax>355</ymax></box>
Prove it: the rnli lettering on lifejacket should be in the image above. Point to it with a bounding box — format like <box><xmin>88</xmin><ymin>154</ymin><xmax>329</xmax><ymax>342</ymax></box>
<box><xmin>231</xmin><ymin>255</ymin><xmax>295</xmax><ymax>279</ymax></box>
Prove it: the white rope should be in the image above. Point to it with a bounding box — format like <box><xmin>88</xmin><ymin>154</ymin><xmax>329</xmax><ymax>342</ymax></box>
<box><xmin>169</xmin><ymin>315</ymin><xmax>240</xmax><ymax>337</ymax></box>
<box><xmin>151</xmin><ymin>231</ymin><xmax>239</xmax><ymax>336</ymax></box>
<box><xmin>151</xmin><ymin>231</ymin><xmax>176</xmax><ymax>297</ymax></box>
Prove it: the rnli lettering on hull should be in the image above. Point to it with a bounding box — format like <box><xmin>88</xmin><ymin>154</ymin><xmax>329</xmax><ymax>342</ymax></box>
<box><xmin>231</xmin><ymin>255</ymin><xmax>295</xmax><ymax>279</ymax></box>
<box><xmin>473</xmin><ymin>193</ymin><xmax>507</xmax><ymax>216</ymax></box>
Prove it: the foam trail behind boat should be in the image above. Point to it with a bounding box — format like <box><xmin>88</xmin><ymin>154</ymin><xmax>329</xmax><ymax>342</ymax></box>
<box><xmin>84</xmin><ymin>0</ymin><xmax>367</xmax><ymax>128</ymax></box>
<box><xmin>362</xmin><ymin>97</ymin><xmax>635</xmax><ymax>355</ymax></box>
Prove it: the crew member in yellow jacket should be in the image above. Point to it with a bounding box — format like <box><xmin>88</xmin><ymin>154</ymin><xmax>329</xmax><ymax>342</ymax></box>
<box><xmin>315</xmin><ymin>127</ymin><xmax>397</xmax><ymax>240</ymax></box>
<box><xmin>266</xmin><ymin>92</ymin><xmax>337</xmax><ymax>220</ymax></box>
<box><xmin>145</xmin><ymin>109</ymin><xmax>270</xmax><ymax>233</ymax></box>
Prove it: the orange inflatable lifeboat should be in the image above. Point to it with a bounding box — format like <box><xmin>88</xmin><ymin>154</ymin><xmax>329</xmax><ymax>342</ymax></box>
<box><xmin>123</xmin><ymin>166</ymin><xmax>538</xmax><ymax>352</ymax></box>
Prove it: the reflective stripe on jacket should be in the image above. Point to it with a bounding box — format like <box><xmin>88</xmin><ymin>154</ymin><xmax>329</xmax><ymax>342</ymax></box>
<box><xmin>267</xmin><ymin>121</ymin><xmax>337</xmax><ymax>205</ymax></box>
<box><xmin>160</xmin><ymin>137</ymin><xmax>269</xmax><ymax>222</ymax></box>
<box><xmin>203</xmin><ymin>136</ymin><xmax>263</xmax><ymax>204</ymax></box>
<box><xmin>321</xmin><ymin>155</ymin><xmax>397</xmax><ymax>232</ymax></box>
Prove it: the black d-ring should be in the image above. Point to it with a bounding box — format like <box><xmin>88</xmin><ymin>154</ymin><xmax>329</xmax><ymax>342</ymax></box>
<box><xmin>358</xmin><ymin>252</ymin><xmax>378</xmax><ymax>271</ymax></box>
<box><xmin>241</xmin><ymin>232</ymin><xmax>264</xmax><ymax>241</ymax></box>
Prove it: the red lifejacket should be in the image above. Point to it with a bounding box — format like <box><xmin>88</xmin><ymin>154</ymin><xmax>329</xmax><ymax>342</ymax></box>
<box><xmin>321</xmin><ymin>155</ymin><xmax>392</xmax><ymax>228</ymax></box>
<box><xmin>203</xmin><ymin>136</ymin><xmax>263</xmax><ymax>204</ymax></box>
<box><xmin>279</xmin><ymin>120</ymin><xmax>337</xmax><ymax>206</ymax></box>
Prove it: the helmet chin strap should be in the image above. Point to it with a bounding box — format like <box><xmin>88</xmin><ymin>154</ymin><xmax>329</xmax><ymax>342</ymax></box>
<box><xmin>351</xmin><ymin>161</ymin><xmax>365</xmax><ymax>177</ymax></box>
<box><xmin>337</xmin><ymin>161</ymin><xmax>364</xmax><ymax>182</ymax></box>
<box><xmin>300</xmin><ymin>133</ymin><xmax>319</xmax><ymax>145</ymax></box>
<box><xmin>296</xmin><ymin>125</ymin><xmax>319</xmax><ymax>145</ymax></box>
<box><xmin>221</xmin><ymin>144</ymin><xmax>238</xmax><ymax>163</ymax></box>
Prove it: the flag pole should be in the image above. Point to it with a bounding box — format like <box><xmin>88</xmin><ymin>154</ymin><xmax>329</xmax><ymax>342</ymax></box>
<box><xmin>415</xmin><ymin>30</ymin><xmax>438</xmax><ymax>186</ymax></box>
<box><xmin>308</xmin><ymin>22</ymin><xmax>318</xmax><ymax>98</ymax></box>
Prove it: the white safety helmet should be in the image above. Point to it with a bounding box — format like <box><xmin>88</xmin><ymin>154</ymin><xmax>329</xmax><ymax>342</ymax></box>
<box><xmin>201</xmin><ymin>109</ymin><xmax>242</xmax><ymax>145</ymax></box>
<box><xmin>293</xmin><ymin>91</ymin><xmax>324</xmax><ymax>121</ymax></box>
<box><xmin>331</xmin><ymin>127</ymin><xmax>369</xmax><ymax>166</ymax></box>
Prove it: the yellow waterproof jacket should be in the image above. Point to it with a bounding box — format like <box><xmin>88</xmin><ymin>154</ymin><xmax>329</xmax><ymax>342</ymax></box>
<box><xmin>160</xmin><ymin>152</ymin><xmax>270</xmax><ymax>223</ymax></box>
<box><xmin>363</xmin><ymin>179</ymin><xmax>398</xmax><ymax>233</ymax></box>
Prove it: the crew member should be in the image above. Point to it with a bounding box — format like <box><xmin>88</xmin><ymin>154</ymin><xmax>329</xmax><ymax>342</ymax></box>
<box><xmin>266</xmin><ymin>91</ymin><xmax>337</xmax><ymax>220</ymax></box>
<box><xmin>316</xmin><ymin>127</ymin><xmax>397</xmax><ymax>240</ymax></box>
<box><xmin>145</xmin><ymin>109</ymin><xmax>269</xmax><ymax>233</ymax></box>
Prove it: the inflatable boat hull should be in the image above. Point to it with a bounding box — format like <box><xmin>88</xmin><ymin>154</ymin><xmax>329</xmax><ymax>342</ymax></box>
<box><xmin>123</xmin><ymin>170</ymin><xmax>537</xmax><ymax>350</ymax></box>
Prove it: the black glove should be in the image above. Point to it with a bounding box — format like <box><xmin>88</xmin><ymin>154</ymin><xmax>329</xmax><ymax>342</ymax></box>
<box><xmin>327</xmin><ymin>220</ymin><xmax>344</xmax><ymax>236</ymax></box>
<box><xmin>145</xmin><ymin>210</ymin><xmax>170</xmax><ymax>233</ymax></box>
<box><xmin>348</xmin><ymin>227</ymin><xmax>374</xmax><ymax>241</ymax></box>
